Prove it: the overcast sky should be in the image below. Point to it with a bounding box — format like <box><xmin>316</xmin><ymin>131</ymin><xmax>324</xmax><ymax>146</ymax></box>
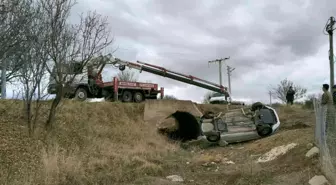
<box><xmin>70</xmin><ymin>0</ymin><xmax>336</xmax><ymax>104</ymax></box>
<box><xmin>8</xmin><ymin>0</ymin><xmax>336</xmax><ymax>104</ymax></box>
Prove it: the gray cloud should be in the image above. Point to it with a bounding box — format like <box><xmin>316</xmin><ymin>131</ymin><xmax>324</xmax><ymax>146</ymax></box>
<box><xmin>71</xmin><ymin>0</ymin><xmax>336</xmax><ymax>102</ymax></box>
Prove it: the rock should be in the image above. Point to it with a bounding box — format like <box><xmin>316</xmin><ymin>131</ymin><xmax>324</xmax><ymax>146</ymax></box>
<box><xmin>307</xmin><ymin>143</ymin><xmax>314</xmax><ymax>149</ymax></box>
<box><xmin>308</xmin><ymin>175</ymin><xmax>329</xmax><ymax>185</ymax></box>
<box><xmin>221</xmin><ymin>157</ymin><xmax>235</xmax><ymax>164</ymax></box>
<box><xmin>202</xmin><ymin>162</ymin><xmax>209</xmax><ymax>167</ymax></box>
<box><xmin>166</xmin><ymin>175</ymin><xmax>184</xmax><ymax>182</ymax></box>
<box><xmin>133</xmin><ymin>177</ymin><xmax>183</xmax><ymax>185</ymax></box>
<box><xmin>223</xmin><ymin>160</ymin><xmax>235</xmax><ymax>164</ymax></box>
<box><xmin>218</xmin><ymin>139</ymin><xmax>229</xmax><ymax>147</ymax></box>
<box><xmin>306</xmin><ymin>147</ymin><xmax>319</xmax><ymax>158</ymax></box>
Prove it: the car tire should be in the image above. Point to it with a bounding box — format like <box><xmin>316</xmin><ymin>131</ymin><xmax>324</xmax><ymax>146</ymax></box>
<box><xmin>133</xmin><ymin>91</ymin><xmax>144</xmax><ymax>103</ymax></box>
<box><xmin>251</xmin><ymin>102</ymin><xmax>264</xmax><ymax>111</ymax></box>
<box><xmin>257</xmin><ymin>124</ymin><xmax>273</xmax><ymax>137</ymax></box>
<box><xmin>75</xmin><ymin>88</ymin><xmax>88</xmax><ymax>101</ymax></box>
<box><xmin>206</xmin><ymin>132</ymin><xmax>221</xmax><ymax>142</ymax></box>
<box><xmin>122</xmin><ymin>91</ymin><xmax>133</xmax><ymax>102</ymax></box>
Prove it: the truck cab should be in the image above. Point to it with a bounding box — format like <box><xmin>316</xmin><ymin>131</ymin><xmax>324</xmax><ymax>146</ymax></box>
<box><xmin>47</xmin><ymin>62</ymin><xmax>90</xmax><ymax>98</ymax></box>
<box><xmin>209</xmin><ymin>92</ymin><xmax>231</xmax><ymax>104</ymax></box>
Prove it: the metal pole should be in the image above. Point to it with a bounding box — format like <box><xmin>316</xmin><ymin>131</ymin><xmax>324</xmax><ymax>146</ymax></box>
<box><xmin>327</xmin><ymin>16</ymin><xmax>335</xmax><ymax>94</ymax></box>
<box><xmin>0</xmin><ymin>5</ymin><xmax>6</xmax><ymax>99</ymax></box>
<box><xmin>269</xmin><ymin>91</ymin><xmax>272</xmax><ymax>105</ymax></box>
<box><xmin>219</xmin><ymin>61</ymin><xmax>222</xmax><ymax>86</ymax></box>
<box><xmin>1</xmin><ymin>57</ymin><xmax>6</xmax><ymax>99</ymax></box>
<box><xmin>227</xmin><ymin>66</ymin><xmax>231</xmax><ymax>94</ymax></box>
<box><xmin>227</xmin><ymin>65</ymin><xmax>235</xmax><ymax>95</ymax></box>
<box><xmin>208</xmin><ymin>57</ymin><xmax>230</xmax><ymax>88</ymax></box>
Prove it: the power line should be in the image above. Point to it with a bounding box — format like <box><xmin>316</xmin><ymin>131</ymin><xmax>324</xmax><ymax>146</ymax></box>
<box><xmin>208</xmin><ymin>57</ymin><xmax>230</xmax><ymax>86</ymax></box>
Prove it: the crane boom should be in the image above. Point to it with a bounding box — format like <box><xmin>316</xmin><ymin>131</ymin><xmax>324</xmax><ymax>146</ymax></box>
<box><xmin>109</xmin><ymin>57</ymin><xmax>230</xmax><ymax>97</ymax></box>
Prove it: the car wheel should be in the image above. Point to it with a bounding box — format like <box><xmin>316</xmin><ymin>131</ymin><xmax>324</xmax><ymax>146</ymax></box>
<box><xmin>75</xmin><ymin>88</ymin><xmax>88</xmax><ymax>101</ymax></box>
<box><xmin>133</xmin><ymin>92</ymin><xmax>144</xmax><ymax>103</ymax></box>
<box><xmin>206</xmin><ymin>132</ymin><xmax>221</xmax><ymax>142</ymax></box>
<box><xmin>257</xmin><ymin>124</ymin><xmax>272</xmax><ymax>137</ymax></box>
<box><xmin>251</xmin><ymin>102</ymin><xmax>264</xmax><ymax>111</ymax></box>
<box><xmin>122</xmin><ymin>91</ymin><xmax>133</xmax><ymax>102</ymax></box>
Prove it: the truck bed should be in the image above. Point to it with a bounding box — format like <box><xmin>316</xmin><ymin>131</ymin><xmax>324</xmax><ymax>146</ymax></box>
<box><xmin>102</xmin><ymin>80</ymin><xmax>159</xmax><ymax>90</ymax></box>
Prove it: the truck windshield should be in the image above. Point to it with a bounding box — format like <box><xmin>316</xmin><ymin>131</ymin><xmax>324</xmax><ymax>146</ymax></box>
<box><xmin>51</xmin><ymin>63</ymin><xmax>83</xmax><ymax>75</ymax></box>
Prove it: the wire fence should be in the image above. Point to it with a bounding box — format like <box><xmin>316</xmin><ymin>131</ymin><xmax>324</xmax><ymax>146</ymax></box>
<box><xmin>313</xmin><ymin>98</ymin><xmax>336</xmax><ymax>184</ymax></box>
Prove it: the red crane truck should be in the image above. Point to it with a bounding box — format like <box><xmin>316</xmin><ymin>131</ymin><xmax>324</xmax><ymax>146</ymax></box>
<box><xmin>47</xmin><ymin>54</ymin><xmax>230</xmax><ymax>103</ymax></box>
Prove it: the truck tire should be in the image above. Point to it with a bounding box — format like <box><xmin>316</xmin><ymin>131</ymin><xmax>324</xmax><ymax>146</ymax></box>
<box><xmin>75</xmin><ymin>87</ymin><xmax>88</xmax><ymax>101</ymax></box>
<box><xmin>133</xmin><ymin>92</ymin><xmax>144</xmax><ymax>103</ymax></box>
<box><xmin>122</xmin><ymin>91</ymin><xmax>133</xmax><ymax>102</ymax></box>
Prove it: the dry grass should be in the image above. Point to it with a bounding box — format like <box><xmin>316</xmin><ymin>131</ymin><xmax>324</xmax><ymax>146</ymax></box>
<box><xmin>0</xmin><ymin>100</ymin><xmax>179</xmax><ymax>185</ymax></box>
<box><xmin>276</xmin><ymin>105</ymin><xmax>315</xmax><ymax>130</ymax></box>
<box><xmin>0</xmin><ymin>100</ymin><xmax>322</xmax><ymax>185</ymax></box>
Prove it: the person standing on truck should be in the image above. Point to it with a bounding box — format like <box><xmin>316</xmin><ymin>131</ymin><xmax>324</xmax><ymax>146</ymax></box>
<box><xmin>286</xmin><ymin>86</ymin><xmax>295</xmax><ymax>105</ymax></box>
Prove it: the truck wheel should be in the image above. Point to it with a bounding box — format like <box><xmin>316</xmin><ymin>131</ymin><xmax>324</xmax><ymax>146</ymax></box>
<box><xmin>122</xmin><ymin>91</ymin><xmax>133</xmax><ymax>102</ymax></box>
<box><xmin>75</xmin><ymin>88</ymin><xmax>88</xmax><ymax>101</ymax></box>
<box><xmin>133</xmin><ymin>92</ymin><xmax>144</xmax><ymax>103</ymax></box>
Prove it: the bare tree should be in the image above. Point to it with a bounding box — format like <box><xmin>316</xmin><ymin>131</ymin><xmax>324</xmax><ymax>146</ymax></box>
<box><xmin>16</xmin><ymin>1</ymin><xmax>50</xmax><ymax>136</ymax></box>
<box><xmin>163</xmin><ymin>95</ymin><xmax>178</xmax><ymax>100</ymax></box>
<box><xmin>117</xmin><ymin>69</ymin><xmax>138</xmax><ymax>82</ymax></box>
<box><xmin>270</xmin><ymin>78</ymin><xmax>307</xmax><ymax>103</ymax></box>
<box><xmin>40</xmin><ymin>0</ymin><xmax>114</xmax><ymax>130</ymax></box>
<box><xmin>0</xmin><ymin>0</ymin><xmax>37</xmax><ymax>98</ymax></box>
<box><xmin>303</xmin><ymin>93</ymin><xmax>319</xmax><ymax>109</ymax></box>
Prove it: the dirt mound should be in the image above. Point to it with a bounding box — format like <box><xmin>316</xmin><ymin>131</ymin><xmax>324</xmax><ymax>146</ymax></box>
<box><xmin>144</xmin><ymin>99</ymin><xmax>203</xmax><ymax>124</ymax></box>
<box><xmin>0</xmin><ymin>100</ymin><xmax>177</xmax><ymax>185</ymax></box>
<box><xmin>276</xmin><ymin>105</ymin><xmax>315</xmax><ymax>130</ymax></box>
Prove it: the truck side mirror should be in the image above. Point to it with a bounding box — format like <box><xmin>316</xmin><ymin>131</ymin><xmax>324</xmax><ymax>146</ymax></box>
<box><xmin>119</xmin><ymin>65</ymin><xmax>126</xmax><ymax>71</ymax></box>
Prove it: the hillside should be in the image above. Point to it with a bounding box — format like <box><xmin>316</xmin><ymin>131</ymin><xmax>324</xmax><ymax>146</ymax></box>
<box><xmin>0</xmin><ymin>100</ymin><xmax>321</xmax><ymax>185</ymax></box>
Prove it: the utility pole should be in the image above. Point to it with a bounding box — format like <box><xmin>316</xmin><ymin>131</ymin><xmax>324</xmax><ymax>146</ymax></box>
<box><xmin>208</xmin><ymin>57</ymin><xmax>230</xmax><ymax>86</ymax></box>
<box><xmin>227</xmin><ymin>65</ymin><xmax>235</xmax><ymax>94</ymax></box>
<box><xmin>1</xmin><ymin>55</ymin><xmax>6</xmax><ymax>99</ymax></box>
<box><xmin>0</xmin><ymin>5</ymin><xmax>6</xmax><ymax>99</ymax></box>
<box><xmin>268</xmin><ymin>91</ymin><xmax>272</xmax><ymax>105</ymax></box>
<box><xmin>326</xmin><ymin>16</ymin><xmax>335</xmax><ymax>94</ymax></box>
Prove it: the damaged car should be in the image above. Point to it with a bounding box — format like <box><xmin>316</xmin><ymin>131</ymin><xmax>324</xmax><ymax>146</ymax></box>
<box><xmin>157</xmin><ymin>102</ymin><xmax>280</xmax><ymax>146</ymax></box>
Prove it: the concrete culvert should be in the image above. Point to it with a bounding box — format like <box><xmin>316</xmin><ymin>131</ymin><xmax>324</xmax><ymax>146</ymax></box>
<box><xmin>157</xmin><ymin>111</ymin><xmax>201</xmax><ymax>142</ymax></box>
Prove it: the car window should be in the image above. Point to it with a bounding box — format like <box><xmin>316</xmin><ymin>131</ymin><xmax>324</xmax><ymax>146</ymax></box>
<box><xmin>212</xmin><ymin>93</ymin><xmax>224</xmax><ymax>97</ymax></box>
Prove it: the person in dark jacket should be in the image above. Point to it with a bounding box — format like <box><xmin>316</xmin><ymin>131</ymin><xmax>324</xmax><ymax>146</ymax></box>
<box><xmin>286</xmin><ymin>86</ymin><xmax>295</xmax><ymax>105</ymax></box>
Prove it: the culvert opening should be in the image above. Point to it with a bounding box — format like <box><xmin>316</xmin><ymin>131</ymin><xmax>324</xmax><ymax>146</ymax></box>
<box><xmin>157</xmin><ymin>111</ymin><xmax>201</xmax><ymax>142</ymax></box>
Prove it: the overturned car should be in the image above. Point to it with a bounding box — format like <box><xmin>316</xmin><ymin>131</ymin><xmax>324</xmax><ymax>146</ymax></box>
<box><xmin>157</xmin><ymin>102</ymin><xmax>280</xmax><ymax>146</ymax></box>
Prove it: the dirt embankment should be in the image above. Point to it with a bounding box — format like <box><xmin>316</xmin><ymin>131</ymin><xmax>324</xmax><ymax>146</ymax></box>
<box><xmin>144</xmin><ymin>99</ymin><xmax>203</xmax><ymax>123</ymax></box>
<box><xmin>0</xmin><ymin>100</ymin><xmax>320</xmax><ymax>185</ymax></box>
<box><xmin>0</xmin><ymin>100</ymin><xmax>178</xmax><ymax>185</ymax></box>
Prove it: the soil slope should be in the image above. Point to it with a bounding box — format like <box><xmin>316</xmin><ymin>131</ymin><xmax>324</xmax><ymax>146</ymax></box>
<box><xmin>0</xmin><ymin>100</ymin><xmax>320</xmax><ymax>185</ymax></box>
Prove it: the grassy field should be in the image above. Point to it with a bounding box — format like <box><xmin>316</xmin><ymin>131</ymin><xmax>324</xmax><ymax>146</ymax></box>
<box><xmin>0</xmin><ymin>100</ymin><xmax>322</xmax><ymax>185</ymax></box>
